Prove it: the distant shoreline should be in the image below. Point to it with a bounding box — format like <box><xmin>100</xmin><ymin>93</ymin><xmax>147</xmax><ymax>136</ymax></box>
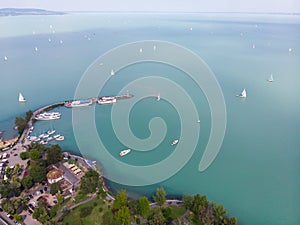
<box><xmin>0</xmin><ymin>8</ymin><xmax>65</xmax><ymax>16</ymax></box>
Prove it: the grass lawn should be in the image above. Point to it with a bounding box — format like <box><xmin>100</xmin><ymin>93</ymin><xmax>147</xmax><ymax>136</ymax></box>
<box><xmin>169</xmin><ymin>205</ymin><xmax>186</xmax><ymax>219</ymax></box>
<box><xmin>62</xmin><ymin>196</ymin><xmax>110</xmax><ymax>225</ymax></box>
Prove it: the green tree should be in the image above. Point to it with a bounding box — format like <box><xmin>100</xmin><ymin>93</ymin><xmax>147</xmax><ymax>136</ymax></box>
<box><xmin>46</xmin><ymin>144</ymin><xmax>63</xmax><ymax>165</ymax></box>
<box><xmin>192</xmin><ymin>194</ymin><xmax>208</xmax><ymax>216</ymax></box>
<box><xmin>183</xmin><ymin>195</ymin><xmax>193</xmax><ymax>210</ymax></box>
<box><xmin>30</xmin><ymin>164</ymin><xmax>46</xmax><ymax>183</ymax></box>
<box><xmin>153</xmin><ymin>187</ymin><xmax>166</xmax><ymax>207</ymax></box>
<box><xmin>79</xmin><ymin>170</ymin><xmax>100</xmax><ymax>195</ymax></box>
<box><xmin>114</xmin><ymin>206</ymin><xmax>131</xmax><ymax>225</ymax></box>
<box><xmin>148</xmin><ymin>208</ymin><xmax>166</xmax><ymax>225</ymax></box>
<box><xmin>0</xmin><ymin>183</ymin><xmax>11</xmax><ymax>198</ymax></box>
<box><xmin>14</xmin><ymin>117</ymin><xmax>27</xmax><ymax>135</ymax></box>
<box><xmin>20</xmin><ymin>152</ymin><xmax>29</xmax><ymax>160</ymax></box>
<box><xmin>56</xmin><ymin>193</ymin><xmax>64</xmax><ymax>205</ymax></box>
<box><xmin>33</xmin><ymin>202</ymin><xmax>50</xmax><ymax>223</ymax></box>
<box><xmin>21</xmin><ymin>175</ymin><xmax>34</xmax><ymax>189</ymax></box>
<box><xmin>1</xmin><ymin>199</ymin><xmax>15</xmax><ymax>214</ymax></box>
<box><xmin>14</xmin><ymin>214</ymin><xmax>22</xmax><ymax>222</ymax></box>
<box><xmin>138</xmin><ymin>196</ymin><xmax>150</xmax><ymax>218</ymax></box>
<box><xmin>25</xmin><ymin>110</ymin><xmax>33</xmax><ymax>122</ymax></box>
<box><xmin>113</xmin><ymin>189</ymin><xmax>128</xmax><ymax>210</ymax></box>
<box><xmin>103</xmin><ymin>211</ymin><xmax>116</xmax><ymax>225</ymax></box>
<box><xmin>212</xmin><ymin>202</ymin><xmax>227</xmax><ymax>224</ymax></box>
<box><xmin>228</xmin><ymin>216</ymin><xmax>238</xmax><ymax>225</ymax></box>
<box><xmin>50</xmin><ymin>182</ymin><xmax>61</xmax><ymax>195</ymax></box>
<box><xmin>29</xmin><ymin>148</ymin><xmax>41</xmax><ymax>160</ymax></box>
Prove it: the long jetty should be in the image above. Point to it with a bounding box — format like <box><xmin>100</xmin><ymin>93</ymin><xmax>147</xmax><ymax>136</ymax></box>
<box><xmin>17</xmin><ymin>93</ymin><xmax>134</xmax><ymax>144</ymax></box>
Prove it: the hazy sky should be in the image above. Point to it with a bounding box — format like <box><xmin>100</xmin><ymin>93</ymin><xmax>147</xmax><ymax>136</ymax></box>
<box><xmin>0</xmin><ymin>0</ymin><xmax>299</xmax><ymax>13</ymax></box>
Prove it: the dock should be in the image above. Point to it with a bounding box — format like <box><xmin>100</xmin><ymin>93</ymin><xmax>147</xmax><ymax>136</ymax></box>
<box><xmin>115</xmin><ymin>94</ymin><xmax>134</xmax><ymax>100</ymax></box>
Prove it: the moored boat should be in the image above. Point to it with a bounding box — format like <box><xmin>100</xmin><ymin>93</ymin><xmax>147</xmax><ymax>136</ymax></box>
<box><xmin>64</xmin><ymin>99</ymin><xmax>93</xmax><ymax>107</ymax></box>
<box><xmin>98</xmin><ymin>96</ymin><xmax>117</xmax><ymax>105</ymax></box>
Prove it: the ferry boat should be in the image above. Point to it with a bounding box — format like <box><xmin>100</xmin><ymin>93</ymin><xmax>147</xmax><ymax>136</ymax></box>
<box><xmin>171</xmin><ymin>139</ymin><xmax>179</xmax><ymax>146</ymax></box>
<box><xmin>98</xmin><ymin>96</ymin><xmax>117</xmax><ymax>105</ymax></box>
<box><xmin>64</xmin><ymin>99</ymin><xmax>93</xmax><ymax>108</ymax></box>
<box><xmin>119</xmin><ymin>149</ymin><xmax>131</xmax><ymax>156</ymax></box>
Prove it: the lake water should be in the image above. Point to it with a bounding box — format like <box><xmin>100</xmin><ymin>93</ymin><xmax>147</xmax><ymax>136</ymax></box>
<box><xmin>0</xmin><ymin>13</ymin><xmax>299</xmax><ymax>225</ymax></box>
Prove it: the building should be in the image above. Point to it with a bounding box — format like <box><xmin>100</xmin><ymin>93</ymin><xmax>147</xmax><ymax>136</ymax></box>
<box><xmin>47</xmin><ymin>169</ymin><xmax>64</xmax><ymax>184</ymax></box>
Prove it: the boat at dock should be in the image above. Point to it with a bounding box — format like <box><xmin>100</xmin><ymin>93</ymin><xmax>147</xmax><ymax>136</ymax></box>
<box><xmin>64</xmin><ymin>99</ymin><xmax>93</xmax><ymax>107</ymax></box>
<box><xmin>98</xmin><ymin>96</ymin><xmax>117</xmax><ymax>105</ymax></box>
<box><xmin>35</xmin><ymin>112</ymin><xmax>61</xmax><ymax>121</ymax></box>
<box><xmin>55</xmin><ymin>135</ymin><xmax>64</xmax><ymax>141</ymax></box>
<box><xmin>119</xmin><ymin>149</ymin><xmax>131</xmax><ymax>156</ymax></box>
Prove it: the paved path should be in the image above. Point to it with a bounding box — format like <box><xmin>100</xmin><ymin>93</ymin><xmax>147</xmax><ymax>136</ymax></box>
<box><xmin>53</xmin><ymin>193</ymin><xmax>97</xmax><ymax>222</ymax></box>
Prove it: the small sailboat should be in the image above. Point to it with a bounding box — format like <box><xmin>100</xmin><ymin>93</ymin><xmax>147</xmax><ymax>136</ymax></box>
<box><xmin>171</xmin><ymin>139</ymin><xmax>179</xmax><ymax>146</ymax></box>
<box><xmin>153</xmin><ymin>45</ymin><xmax>157</xmax><ymax>51</ymax></box>
<box><xmin>18</xmin><ymin>92</ymin><xmax>26</xmax><ymax>102</ymax></box>
<box><xmin>157</xmin><ymin>93</ymin><xmax>160</xmax><ymax>101</ymax></box>
<box><xmin>197</xmin><ymin>120</ymin><xmax>201</xmax><ymax>123</ymax></box>
<box><xmin>236</xmin><ymin>89</ymin><xmax>247</xmax><ymax>98</ymax></box>
<box><xmin>4</xmin><ymin>56</ymin><xmax>8</xmax><ymax>61</ymax></box>
<box><xmin>139</xmin><ymin>48</ymin><xmax>143</xmax><ymax>53</ymax></box>
<box><xmin>35</xmin><ymin>47</ymin><xmax>38</xmax><ymax>52</ymax></box>
<box><xmin>110</xmin><ymin>69</ymin><xmax>115</xmax><ymax>76</ymax></box>
<box><xmin>267</xmin><ymin>74</ymin><xmax>274</xmax><ymax>82</ymax></box>
<box><xmin>119</xmin><ymin>149</ymin><xmax>131</xmax><ymax>156</ymax></box>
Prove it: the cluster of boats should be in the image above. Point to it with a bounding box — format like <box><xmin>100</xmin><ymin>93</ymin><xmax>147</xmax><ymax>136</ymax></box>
<box><xmin>64</xmin><ymin>96</ymin><xmax>118</xmax><ymax>108</ymax></box>
<box><xmin>35</xmin><ymin>112</ymin><xmax>61</xmax><ymax>121</ymax></box>
<box><xmin>27</xmin><ymin>129</ymin><xmax>64</xmax><ymax>145</ymax></box>
<box><xmin>119</xmin><ymin>139</ymin><xmax>179</xmax><ymax>157</ymax></box>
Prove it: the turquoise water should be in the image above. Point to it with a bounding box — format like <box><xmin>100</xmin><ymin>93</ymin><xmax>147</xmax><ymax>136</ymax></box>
<box><xmin>1</xmin><ymin>13</ymin><xmax>300</xmax><ymax>225</ymax></box>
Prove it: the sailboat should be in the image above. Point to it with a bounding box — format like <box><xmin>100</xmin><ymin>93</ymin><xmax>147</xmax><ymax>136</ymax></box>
<box><xmin>110</xmin><ymin>69</ymin><xmax>115</xmax><ymax>76</ymax></box>
<box><xmin>18</xmin><ymin>92</ymin><xmax>26</xmax><ymax>102</ymax></box>
<box><xmin>4</xmin><ymin>56</ymin><xmax>8</xmax><ymax>61</ymax></box>
<box><xmin>157</xmin><ymin>93</ymin><xmax>160</xmax><ymax>101</ymax></box>
<box><xmin>236</xmin><ymin>89</ymin><xmax>247</xmax><ymax>98</ymax></box>
<box><xmin>267</xmin><ymin>74</ymin><xmax>274</xmax><ymax>82</ymax></box>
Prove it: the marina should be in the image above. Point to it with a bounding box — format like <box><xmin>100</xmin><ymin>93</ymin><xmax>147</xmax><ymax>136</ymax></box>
<box><xmin>0</xmin><ymin>12</ymin><xmax>299</xmax><ymax>225</ymax></box>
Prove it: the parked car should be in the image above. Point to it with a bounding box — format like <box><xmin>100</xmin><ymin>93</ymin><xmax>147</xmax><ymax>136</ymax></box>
<box><xmin>43</xmin><ymin>186</ymin><xmax>48</xmax><ymax>192</ymax></box>
<box><xmin>28</xmin><ymin>204</ymin><xmax>35</xmax><ymax>210</ymax></box>
<box><xmin>28</xmin><ymin>209</ymin><xmax>33</xmax><ymax>214</ymax></box>
<box><xmin>9</xmin><ymin>215</ymin><xmax>14</xmax><ymax>220</ymax></box>
<box><xmin>0</xmin><ymin>207</ymin><xmax>3</xmax><ymax>212</ymax></box>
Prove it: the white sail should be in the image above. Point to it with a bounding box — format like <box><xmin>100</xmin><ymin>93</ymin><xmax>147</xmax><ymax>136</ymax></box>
<box><xmin>268</xmin><ymin>74</ymin><xmax>274</xmax><ymax>82</ymax></box>
<box><xmin>157</xmin><ymin>93</ymin><xmax>160</xmax><ymax>101</ymax></box>
<box><xmin>19</xmin><ymin>92</ymin><xmax>26</xmax><ymax>102</ymax></box>
<box><xmin>240</xmin><ymin>89</ymin><xmax>247</xmax><ymax>98</ymax></box>
<box><xmin>110</xmin><ymin>69</ymin><xmax>115</xmax><ymax>76</ymax></box>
